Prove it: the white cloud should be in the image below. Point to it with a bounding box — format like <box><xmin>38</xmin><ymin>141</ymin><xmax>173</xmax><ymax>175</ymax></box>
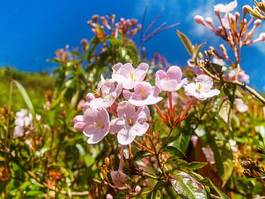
<box><xmin>252</xmin><ymin>23</ymin><xmax>265</xmax><ymax>54</ymax></box>
<box><xmin>188</xmin><ymin>0</ymin><xmax>217</xmax><ymax>37</ymax></box>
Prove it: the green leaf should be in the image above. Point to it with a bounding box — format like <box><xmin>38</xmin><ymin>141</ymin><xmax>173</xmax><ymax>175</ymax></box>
<box><xmin>207</xmin><ymin>179</ymin><xmax>229</xmax><ymax>199</ymax></box>
<box><xmin>164</xmin><ymin>146</ymin><xmax>186</xmax><ymax>159</ymax></box>
<box><xmin>147</xmin><ymin>181</ymin><xmax>164</xmax><ymax>199</ymax></box>
<box><xmin>134</xmin><ymin>150</ymin><xmax>151</xmax><ymax>160</ymax></box>
<box><xmin>177</xmin><ymin>31</ymin><xmax>194</xmax><ymax>56</ymax></box>
<box><xmin>13</xmin><ymin>80</ymin><xmax>35</xmax><ymax>116</ymax></box>
<box><xmin>26</xmin><ymin>190</ymin><xmax>45</xmax><ymax>197</ymax></box>
<box><xmin>207</xmin><ymin>132</ymin><xmax>233</xmax><ymax>186</ymax></box>
<box><xmin>171</xmin><ymin>171</ymin><xmax>208</xmax><ymax>199</ymax></box>
<box><xmin>84</xmin><ymin>154</ymin><xmax>95</xmax><ymax>167</ymax></box>
<box><xmin>192</xmin><ymin>44</ymin><xmax>203</xmax><ymax>60</ymax></box>
<box><xmin>218</xmin><ymin>100</ymin><xmax>231</xmax><ymax>124</ymax></box>
<box><xmin>188</xmin><ymin>162</ymin><xmax>208</xmax><ymax>170</ymax></box>
<box><xmin>244</xmin><ymin>5</ymin><xmax>265</xmax><ymax>19</ymax></box>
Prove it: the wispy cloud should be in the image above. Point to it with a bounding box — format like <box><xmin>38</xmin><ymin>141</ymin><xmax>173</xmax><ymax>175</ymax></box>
<box><xmin>133</xmin><ymin>0</ymin><xmax>181</xmax><ymax>19</ymax></box>
<box><xmin>187</xmin><ymin>0</ymin><xmax>216</xmax><ymax>38</ymax></box>
<box><xmin>252</xmin><ymin>23</ymin><xmax>265</xmax><ymax>54</ymax></box>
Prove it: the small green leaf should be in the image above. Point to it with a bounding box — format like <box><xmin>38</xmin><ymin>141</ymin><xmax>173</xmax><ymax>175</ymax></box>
<box><xmin>13</xmin><ymin>80</ymin><xmax>35</xmax><ymax>116</ymax></box>
<box><xmin>177</xmin><ymin>31</ymin><xmax>194</xmax><ymax>56</ymax></box>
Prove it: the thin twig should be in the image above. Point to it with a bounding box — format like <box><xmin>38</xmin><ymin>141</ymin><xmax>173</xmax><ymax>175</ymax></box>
<box><xmin>201</xmin><ymin>66</ymin><xmax>265</xmax><ymax>105</ymax></box>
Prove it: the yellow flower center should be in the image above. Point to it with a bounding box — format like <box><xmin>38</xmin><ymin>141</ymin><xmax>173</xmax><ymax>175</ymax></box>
<box><xmin>130</xmin><ymin>73</ymin><xmax>135</xmax><ymax>81</ymax></box>
<box><xmin>196</xmin><ymin>83</ymin><xmax>204</xmax><ymax>93</ymax></box>
<box><xmin>94</xmin><ymin>122</ymin><xmax>104</xmax><ymax>129</ymax></box>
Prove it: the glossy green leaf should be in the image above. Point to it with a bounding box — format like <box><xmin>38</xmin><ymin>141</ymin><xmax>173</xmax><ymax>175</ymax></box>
<box><xmin>171</xmin><ymin>171</ymin><xmax>208</xmax><ymax>199</ymax></box>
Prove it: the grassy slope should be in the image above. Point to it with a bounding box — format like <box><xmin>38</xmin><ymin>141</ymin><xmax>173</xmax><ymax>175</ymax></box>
<box><xmin>0</xmin><ymin>67</ymin><xmax>54</xmax><ymax>111</ymax></box>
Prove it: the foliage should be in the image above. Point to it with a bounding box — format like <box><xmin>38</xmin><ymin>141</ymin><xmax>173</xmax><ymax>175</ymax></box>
<box><xmin>1</xmin><ymin>2</ymin><xmax>265</xmax><ymax>199</ymax></box>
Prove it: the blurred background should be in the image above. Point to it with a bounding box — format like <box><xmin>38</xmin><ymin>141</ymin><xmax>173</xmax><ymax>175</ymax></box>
<box><xmin>1</xmin><ymin>0</ymin><xmax>264</xmax><ymax>89</ymax></box>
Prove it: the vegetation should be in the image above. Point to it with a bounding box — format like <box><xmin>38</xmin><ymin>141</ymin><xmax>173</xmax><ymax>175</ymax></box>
<box><xmin>1</xmin><ymin>1</ymin><xmax>265</xmax><ymax>198</ymax></box>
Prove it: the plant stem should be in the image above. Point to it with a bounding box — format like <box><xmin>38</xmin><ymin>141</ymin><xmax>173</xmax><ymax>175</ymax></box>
<box><xmin>201</xmin><ymin>66</ymin><xmax>265</xmax><ymax>105</ymax></box>
<box><xmin>168</xmin><ymin>92</ymin><xmax>174</xmax><ymax>123</ymax></box>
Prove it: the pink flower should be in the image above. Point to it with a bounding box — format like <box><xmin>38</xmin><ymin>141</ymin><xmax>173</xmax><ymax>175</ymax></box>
<box><xmin>106</xmin><ymin>194</ymin><xmax>113</xmax><ymax>199</ymax></box>
<box><xmin>73</xmin><ymin>115</ymin><xmax>86</xmax><ymax>131</ymax></box>
<box><xmin>234</xmin><ymin>98</ymin><xmax>248</xmax><ymax>113</ymax></box>
<box><xmin>214</xmin><ymin>0</ymin><xmax>237</xmax><ymax>13</ymax></box>
<box><xmin>79</xmin><ymin>93</ymin><xmax>95</xmax><ymax>111</ymax></box>
<box><xmin>74</xmin><ymin>108</ymin><xmax>110</xmax><ymax>144</ymax></box>
<box><xmin>112</xmin><ymin>63</ymin><xmax>149</xmax><ymax>90</ymax></box>
<box><xmin>110</xmin><ymin>170</ymin><xmax>128</xmax><ymax>188</ymax></box>
<box><xmin>187</xmin><ymin>59</ymin><xmax>204</xmax><ymax>75</ymax></box>
<box><xmin>124</xmin><ymin>82</ymin><xmax>162</xmax><ymax>106</ymax></box>
<box><xmin>224</xmin><ymin>68</ymin><xmax>249</xmax><ymax>83</ymax></box>
<box><xmin>253</xmin><ymin>32</ymin><xmax>265</xmax><ymax>43</ymax></box>
<box><xmin>90</xmin><ymin>77</ymin><xmax>122</xmax><ymax>109</ymax></box>
<box><xmin>184</xmin><ymin>75</ymin><xmax>220</xmax><ymax>101</ymax></box>
<box><xmin>155</xmin><ymin>66</ymin><xmax>186</xmax><ymax>92</ymax></box>
<box><xmin>14</xmin><ymin>109</ymin><xmax>33</xmax><ymax>138</ymax></box>
<box><xmin>110</xmin><ymin>101</ymin><xmax>150</xmax><ymax>145</ymax></box>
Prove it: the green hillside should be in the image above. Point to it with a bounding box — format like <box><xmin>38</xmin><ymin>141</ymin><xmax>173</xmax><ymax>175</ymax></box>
<box><xmin>0</xmin><ymin>67</ymin><xmax>54</xmax><ymax>111</ymax></box>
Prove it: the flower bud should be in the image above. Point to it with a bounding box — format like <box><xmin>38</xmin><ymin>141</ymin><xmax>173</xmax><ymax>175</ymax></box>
<box><xmin>135</xmin><ymin>185</ymin><xmax>142</xmax><ymax>194</ymax></box>
<box><xmin>254</xmin><ymin>19</ymin><xmax>262</xmax><ymax>27</ymax></box>
<box><xmin>194</xmin><ymin>15</ymin><xmax>205</xmax><ymax>25</ymax></box>
<box><xmin>106</xmin><ymin>194</ymin><xmax>113</xmax><ymax>199</ymax></box>
<box><xmin>242</xmin><ymin>5</ymin><xmax>252</xmax><ymax>16</ymax></box>
<box><xmin>205</xmin><ymin>17</ymin><xmax>213</xmax><ymax>24</ymax></box>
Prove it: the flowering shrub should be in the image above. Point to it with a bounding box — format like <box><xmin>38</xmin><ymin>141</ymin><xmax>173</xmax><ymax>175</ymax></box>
<box><xmin>1</xmin><ymin>1</ymin><xmax>265</xmax><ymax>198</ymax></box>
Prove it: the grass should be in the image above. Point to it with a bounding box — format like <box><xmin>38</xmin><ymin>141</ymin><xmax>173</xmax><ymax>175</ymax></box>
<box><xmin>0</xmin><ymin>67</ymin><xmax>54</xmax><ymax>111</ymax></box>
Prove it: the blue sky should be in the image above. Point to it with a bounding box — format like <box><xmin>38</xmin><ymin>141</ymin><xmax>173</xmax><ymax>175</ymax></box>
<box><xmin>1</xmin><ymin>0</ymin><xmax>265</xmax><ymax>90</ymax></box>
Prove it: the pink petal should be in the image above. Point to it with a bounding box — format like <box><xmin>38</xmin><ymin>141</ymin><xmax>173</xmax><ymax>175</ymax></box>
<box><xmin>167</xmin><ymin>66</ymin><xmax>182</xmax><ymax>81</ymax></box>
<box><xmin>117</xmin><ymin>101</ymin><xmax>136</xmax><ymax>118</ymax></box>
<box><xmin>112</xmin><ymin>63</ymin><xmax>122</xmax><ymax>72</ymax></box>
<box><xmin>14</xmin><ymin>126</ymin><xmax>24</xmax><ymax>138</ymax></box>
<box><xmin>117</xmin><ymin>128</ymin><xmax>136</xmax><ymax>145</ymax></box>
<box><xmin>135</xmin><ymin>63</ymin><xmax>149</xmax><ymax>81</ymax></box>
<box><xmin>130</xmin><ymin>122</ymin><xmax>149</xmax><ymax>136</ymax></box>
<box><xmin>110</xmin><ymin>118</ymin><xmax>124</xmax><ymax>134</ymax></box>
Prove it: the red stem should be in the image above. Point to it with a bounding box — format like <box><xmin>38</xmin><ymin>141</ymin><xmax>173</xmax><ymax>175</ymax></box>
<box><xmin>168</xmin><ymin>92</ymin><xmax>174</xmax><ymax>123</ymax></box>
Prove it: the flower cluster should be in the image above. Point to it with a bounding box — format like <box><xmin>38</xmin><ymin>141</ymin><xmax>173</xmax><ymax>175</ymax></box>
<box><xmin>87</xmin><ymin>15</ymin><xmax>141</xmax><ymax>41</ymax></box>
<box><xmin>73</xmin><ymin>63</ymin><xmax>220</xmax><ymax>145</ymax></box>
<box><xmin>194</xmin><ymin>0</ymin><xmax>265</xmax><ymax>63</ymax></box>
<box><xmin>13</xmin><ymin>109</ymin><xmax>33</xmax><ymax>138</ymax></box>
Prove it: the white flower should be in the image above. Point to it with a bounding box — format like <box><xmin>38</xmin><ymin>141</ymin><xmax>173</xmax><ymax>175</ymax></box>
<box><xmin>14</xmin><ymin>109</ymin><xmax>33</xmax><ymax>138</ymax></box>
<box><xmin>184</xmin><ymin>75</ymin><xmax>220</xmax><ymax>101</ymax></box>
<box><xmin>214</xmin><ymin>0</ymin><xmax>237</xmax><ymax>13</ymax></box>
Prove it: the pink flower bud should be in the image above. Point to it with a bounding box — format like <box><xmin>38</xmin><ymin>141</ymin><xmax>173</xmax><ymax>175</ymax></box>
<box><xmin>106</xmin><ymin>194</ymin><xmax>113</xmax><ymax>199</ymax></box>
<box><xmin>260</xmin><ymin>33</ymin><xmax>265</xmax><ymax>41</ymax></box>
<box><xmin>194</xmin><ymin>15</ymin><xmax>205</xmax><ymax>25</ymax></box>
<box><xmin>135</xmin><ymin>185</ymin><xmax>142</xmax><ymax>194</ymax></box>
<box><xmin>242</xmin><ymin>5</ymin><xmax>252</xmax><ymax>16</ymax></box>
<box><xmin>254</xmin><ymin>19</ymin><xmax>262</xmax><ymax>27</ymax></box>
<box><xmin>205</xmin><ymin>17</ymin><xmax>213</xmax><ymax>25</ymax></box>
